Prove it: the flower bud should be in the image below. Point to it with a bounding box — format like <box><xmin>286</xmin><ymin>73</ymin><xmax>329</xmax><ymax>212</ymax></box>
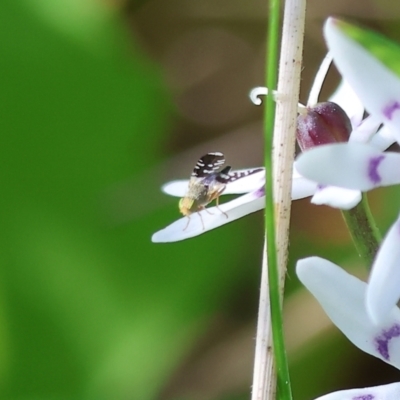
<box><xmin>296</xmin><ymin>102</ymin><xmax>352</xmax><ymax>151</ymax></box>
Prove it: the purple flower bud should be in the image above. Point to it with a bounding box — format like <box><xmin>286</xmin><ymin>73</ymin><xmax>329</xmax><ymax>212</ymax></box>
<box><xmin>296</xmin><ymin>102</ymin><xmax>352</xmax><ymax>151</ymax></box>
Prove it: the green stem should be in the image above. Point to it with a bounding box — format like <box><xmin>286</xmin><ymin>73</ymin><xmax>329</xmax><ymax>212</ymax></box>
<box><xmin>264</xmin><ymin>0</ymin><xmax>279</xmax><ymax>289</ymax></box>
<box><xmin>341</xmin><ymin>193</ymin><xmax>382</xmax><ymax>268</ymax></box>
<box><xmin>264</xmin><ymin>0</ymin><xmax>279</xmax><ymax>311</ymax></box>
<box><xmin>264</xmin><ymin>0</ymin><xmax>293</xmax><ymax>399</ymax></box>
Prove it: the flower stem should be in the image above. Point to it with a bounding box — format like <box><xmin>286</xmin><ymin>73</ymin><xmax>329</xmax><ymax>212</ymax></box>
<box><xmin>251</xmin><ymin>0</ymin><xmax>306</xmax><ymax>399</ymax></box>
<box><xmin>268</xmin><ymin>0</ymin><xmax>306</xmax><ymax>395</ymax></box>
<box><xmin>341</xmin><ymin>194</ymin><xmax>382</xmax><ymax>267</ymax></box>
<box><xmin>250</xmin><ymin>0</ymin><xmax>281</xmax><ymax>397</ymax></box>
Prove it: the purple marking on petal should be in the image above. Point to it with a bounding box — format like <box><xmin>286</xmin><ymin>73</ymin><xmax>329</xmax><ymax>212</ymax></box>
<box><xmin>383</xmin><ymin>101</ymin><xmax>400</xmax><ymax>120</ymax></box>
<box><xmin>254</xmin><ymin>186</ymin><xmax>265</xmax><ymax>198</ymax></box>
<box><xmin>374</xmin><ymin>323</ymin><xmax>400</xmax><ymax>360</ymax></box>
<box><xmin>368</xmin><ymin>155</ymin><xmax>385</xmax><ymax>185</ymax></box>
<box><xmin>317</xmin><ymin>184</ymin><xmax>327</xmax><ymax>190</ymax></box>
<box><xmin>352</xmin><ymin>395</ymin><xmax>374</xmax><ymax>400</ymax></box>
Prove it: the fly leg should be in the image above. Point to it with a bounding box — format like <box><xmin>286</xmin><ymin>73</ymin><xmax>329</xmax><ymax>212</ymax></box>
<box><xmin>183</xmin><ymin>215</ymin><xmax>191</xmax><ymax>231</ymax></box>
<box><xmin>197</xmin><ymin>211</ymin><xmax>205</xmax><ymax>230</ymax></box>
<box><xmin>183</xmin><ymin>212</ymin><xmax>205</xmax><ymax>231</ymax></box>
<box><xmin>215</xmin><ymin>196</ymin><xmax>228</xmax><ymax>218</ymax></box>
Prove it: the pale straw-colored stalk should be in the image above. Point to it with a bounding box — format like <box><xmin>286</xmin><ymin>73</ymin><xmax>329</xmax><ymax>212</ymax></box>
<box><xmin>251</xmin><ymin>0</ymin><xmax>306</xmax><ymax>399</ymax></box>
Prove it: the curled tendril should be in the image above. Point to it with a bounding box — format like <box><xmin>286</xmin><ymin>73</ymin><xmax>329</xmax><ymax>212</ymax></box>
<box><xmin>249</xmin><ymin>86</ymin><xmax>306</xmax><ymax>114</ymax></box>
<box><xmin>250</xmin><ymin>52</ymin><xmax>332</xmax><ymax>110</ymax></box>
<box><xmin>249</xmin><ymin>86</ymin><xmax>272</xmax><ymax>105</ymax></box>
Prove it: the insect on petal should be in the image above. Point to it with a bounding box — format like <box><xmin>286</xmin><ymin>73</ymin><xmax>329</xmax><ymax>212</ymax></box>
<box><xmin>152</xmin><ymin>188</ymin><xmax>265</xmax><ymax>242</ymax></box>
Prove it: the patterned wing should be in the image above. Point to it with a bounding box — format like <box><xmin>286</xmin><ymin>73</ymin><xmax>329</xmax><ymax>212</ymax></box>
<box><xmin>216</xmin><ymin>167</ymin><xmax>264</xmax><ymax>183</ymax></box>
<box><xmin>191</xmin><ymin>152</ymin><xmax>225</xmax><ymax>178</ymax></box>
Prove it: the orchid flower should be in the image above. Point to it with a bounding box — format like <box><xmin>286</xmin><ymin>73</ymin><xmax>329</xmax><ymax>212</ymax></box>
<box><xmin>296</xmin><ymin>213</ymin><xmax>400</xmax><ymax>400</ymax></box>
<box><xmin>152</xmin><ymin>166</ymin><xmax>317</xmax><ymax>242</ymax></box>
<box><xmin>152</xmin><ymin>52</ymin><xmax>369</xmax><ymax>243</ymax></box>
<box><xmin>296</xmin><ymin>18</ymin><xmax>400</xmax><ymax>197</ymax></box>
<box><xmin>253</xmin><ymin>45</ymin><xmax>394</xmax><ymax>211</ymax></box>
<box><xmin>294</xmin><ymin>78</ymin><xmax>369</xmax><ymax>210</ymax></box>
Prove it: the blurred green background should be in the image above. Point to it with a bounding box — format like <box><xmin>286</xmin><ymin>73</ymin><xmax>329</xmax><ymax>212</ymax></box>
<box><xmin>1</xmin><ymin>1</ymin><xmax>400</xmax><ymax>399</ymax></box>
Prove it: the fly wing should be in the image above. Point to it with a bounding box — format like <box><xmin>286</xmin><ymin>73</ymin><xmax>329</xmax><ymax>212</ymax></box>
<box><xmin>191</xmin><ymin>152</ymin><xmax>225</xmax><ymax>178</ymax></box>
<box><xmin>214</xmin><ymin>166</ymin><xmax>232</xmax><ymax>183</ymax></box>
<box><xmin>218</xmin><ymin>167</ymin><xmax>264</xmax><ymax>183</ymax></box>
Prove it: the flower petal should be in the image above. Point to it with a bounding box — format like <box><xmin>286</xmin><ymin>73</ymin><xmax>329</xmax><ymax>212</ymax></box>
<box><xmin>324</xmin><ymin>18</ymin><xmax>400</xmax><ymax>144</ymax></box>
<box><xmin>314</xmin><ymin>382</ymin><xmax>400</xmax><ymax>400</ymax></box>
<box><xmin>162</xmin><ymin>169</ymin><xmax>266</xmax><ymax>197</ymax></box>
<box><xmin>152</xmin><ymin>188</ymin><xmax>264</xmax><ymax>242</ymax></box>
<box><xmin>348</xmin><ymin>114</ymin><xmax>382</xmax><ymax>145</ymax></box>
<box><xmin>154</xmin><ymin>167</ymin><xmax>318</xmax><ymax>243</ymax></box>
<box><xmin>224</xmin><ymin>168</ymin><xmax>265</xmax><ymax>194</ymax></box>
<box><xmin>163</xmin><ymin>167</ymin><xmax>316</xmax><ymax>200</ymax></box>
<box><xmin>296</xmin><ymin>142</ymin><xmax>400</xmax><ymax>191</ymax></box>
<box><xmin>311</xmin><ymin>186</ymin><xmax>361</xmax><ymax>210</ymax></box>
<box><xmin>292</xmin><ymin>164</ymin><xmax>318</xmax><ymax>199</ymax></box>
<box><xmin>162</xmin><ymin>180</ymin><xmax>189</xmax><ymax>197</ymax></box>
<box><xmin>367</xmin><ymin>214</ymin><xmax>400</xmax><ymax>324</ymax></box>
<box><xmin>328</xmin><ymin>80</ymin><xmax>364</xmax><ymax>128</ymax></box>
<box><xmin>369</xmin><ymin>124</ymin><xmax>397</xmax><ymax>152</ymax></box>
<box><xmin>297</xmin><ymin>257</ymin><xmax>400</xmax><ymax>368</ymax></box>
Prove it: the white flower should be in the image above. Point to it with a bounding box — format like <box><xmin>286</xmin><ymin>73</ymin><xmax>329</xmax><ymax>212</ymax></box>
<box><xmin>152</xmin><ymin>169</ymin><xmax>266</xmax><ymax>243</ymax></box>
<box><xmin>296</xmin><ymin>214</ymin><xmax>400</xmax><ymax>399</ymax></box>
<box><xmin>296</xmin><ymin>18</ymin><xmax>400</xmax><ymax>197</ymax></box>
<box><xmin>153</xmin><ymin>18</ymin><xmax>396</xmax><ymax>243</ymax></box>
<box><xmin>152</xmin><ymin>167</ymin><xmax>317</xmax><ymax>242</ymax></box>
<box><xmin>152</xmin><ymin>55</ymin><xmax>369</xmax><ymax>242</ymax></box>
<box><xmin>252</xmin><ymin>50</ymin><xmax>388</xmax><ymax>211</ymax></box>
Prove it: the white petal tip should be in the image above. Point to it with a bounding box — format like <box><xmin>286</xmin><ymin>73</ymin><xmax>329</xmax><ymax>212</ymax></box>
<box><xmin>151</xmin><ymin>232</ymin><xmax>166</xmax><ymax>243</ymax></box>
<box><xmin>311</xmin><ymin>186</ymin><xmax>362</xmax><ymax>210</ymax></box>
<box><xmin>324</xmin><ymin>17</ymin><xmax>339</xmax><ymax>32</ymax></box>
<box><xmin>296</xmin><ymin>256</ymin><xmax>322</xmax><ymax>281</ymax></box>
<box><xmin>161</xmin><ymin>180</ymin><xmax>188</xmax><ymax>197</ymax></box>
<box><xmin>151</xmin><ymin>217</ymin><xmax>202</xmax><ymax>243</ymax></box>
